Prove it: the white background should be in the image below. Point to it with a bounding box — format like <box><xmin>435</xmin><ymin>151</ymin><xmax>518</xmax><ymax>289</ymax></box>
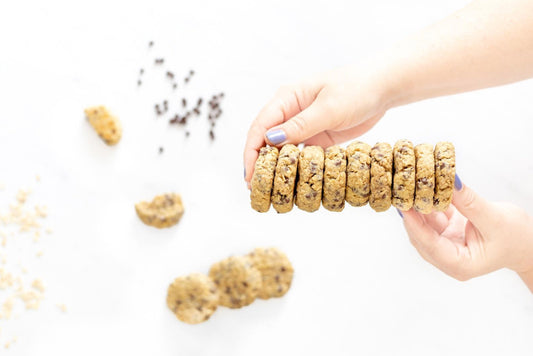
<box><xmin>0</xmin><ymin>0</ymin><xmax>532</xmax><ymax>354</ymax></box>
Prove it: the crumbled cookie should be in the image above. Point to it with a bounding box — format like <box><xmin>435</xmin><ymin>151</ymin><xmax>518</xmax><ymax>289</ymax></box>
<box><xmin>414</xmin><ymin>144</ymin><xmax>435</xmax><ymax>214</ymax></box>
<box><xmin>166</xmin><ymin>273</ymin><xmax>219</xmax><ymax>324</ymax></box>
<box><xmin>369</xmin><ymin>142</ymin><xmax>393</xmax><ymax>212</ymax></box>
<box><xmin>295</xmin><ymin>146</ymin><xmax>324</xmax><ymax>212</ymax></box>
<box><xmin>433</xmin><ymin>142</ymin><xmax>456</xmax><ymax>211</ymax></box>
<box><xmin>247</xmin><ymin>247</ymin><xmax>294</xmax><ymax>299</ymax></box>
<box><xmin>250</xmin><ymin>147</ymin><xmax>279</xmax><ymax>212</ymax></box>
<box><xmin>135</xmin><ymin>193</ymin><xmax>184</xmax><ymax>228</ymax></box>
<box><xmin>208</xmin><ymin>256</ymin><xmax>262</xmax><ymax>309</ymax></box>
<box><xmin>84</xmin><ymin>106</ymin><xmax>122</xmax><ymax>145</ymax></box>
<box><xmin>322</xmin><ymin>146</ymin><xmax>346</xmax><ymax>212</ymax></box>
<box><xmin>392</xmin><ymin>140</ymin><xmax>415</xmax><ymax>211</ymax></box>
<box><xmin>345</xmin><ymin>141</ymin><xmax>372</xmax><ymax>207</ymax></box>
<box><xmin>271</xmin><ymin>144</ymin><xmax>299</xmax><ymax>213</ymax></box>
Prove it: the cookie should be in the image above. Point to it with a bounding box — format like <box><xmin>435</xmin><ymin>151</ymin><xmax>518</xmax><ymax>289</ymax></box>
<box><xmin>247</xmin><ymin>247</ymin><xmax>294</xmax><ymax>299</ymax></box>
<box><xmin>166</xmin><ymin>273</ymin><xmax>219</xmax><ymax>324</ymax></box>
<box><xmin>392</xmin><ymin>140</ymin><xmax>415</xmax><ymax>211</ymax></box>
<box><xmin>413</xmin><ymin>144</ymin><xmax>435</xmax><ymax>214</ymax></box>
<box><xmin>345</xmin><ymin>141</ymin><xmax>372</xmax><ymax>207</ymax></box>
<box><xmin>250</xmin><ymin>146</ymin><xmax>279</xmax><ymax>213</ymax></box>
<box><xmin>433</xmin><ymin>142</ymin><xmax>456</xmax><ymax>211</ymax></box>
<box><xmin>208</xmin><ymin>256</ymin><xmax>262</xmax><ymax>309</ymax></box>
<box><xmin>322</xmin><ymin>146</ymin><xmax>346</xmax><ymax>212</ymax></box>
<box><xmin>84</xmin><ymin>106</ymin><xmax>122</xmax><ymax>145</ymax></box>
<box><xmin>135</xmin><ymin>193</ymin><xmax>184</xmax><ymax>228</ymax></box>
<box><xmin>295</xmin><ymin>146</ymin><xmax>325</xmax><ymax>212</ymax></box>
<box><xmin>271</xmin><ymin>144</ymin><xmax>299</xmax><ymax>213</ymax></box>
<box><xmin>369</xmin><ymin>142</ymin><xmax>393</xmax><ymax>212</ymax></box>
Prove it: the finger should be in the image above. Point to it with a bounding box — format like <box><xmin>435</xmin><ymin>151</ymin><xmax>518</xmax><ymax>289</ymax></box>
<box><xmin>244</xmin><ymin>85</ymin><xmax>319</xmax><ymax>183</ymax></box>
<box><xmin>452</xmin><ymin>174</ymin><xmax>494</xmax><ymax>227</ymax></box>
<box><xmin>421</xmin><ymin>211</ymin><xmax>449</xmax><ymax>235</ymax></box>
<box><xmin>402</xmin><ymin>209</ymin><xmax>459</xmax><ymax>269</ymax></box>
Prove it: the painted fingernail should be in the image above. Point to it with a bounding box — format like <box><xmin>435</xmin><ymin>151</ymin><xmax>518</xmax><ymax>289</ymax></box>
<box><xmin>396</xmin><ymin>208</ymin><xmax>403</xmax><ymax>218</ymax></box>
<box><xmin>265</xmin><ymin>129</ymin><xmax>286</xmax><ymax>145</ymax></box>
<box><xmin>454</xmin><ymin>173</ymin><xmax>463</xmax><ymax>191</ymax></box>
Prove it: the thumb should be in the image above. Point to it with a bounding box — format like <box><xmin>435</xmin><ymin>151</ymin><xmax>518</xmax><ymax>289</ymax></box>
<box><xmin>452</xmin><ymin>174</ymin><xmax>493</xmax><ymax>227</ymax></box>
<box><xmin>264</xmin><ymin>101</ymin><xmax>330</xmax><ymax>146</ymax></box>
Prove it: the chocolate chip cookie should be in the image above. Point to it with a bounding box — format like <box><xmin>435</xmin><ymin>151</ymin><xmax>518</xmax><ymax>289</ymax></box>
<box><xmin>322</xmin><ymin>146</ymin><xmax>346</xmax><ymax>212</ymax></box>
<box><xmin>208</xmin><ymin>256</ymin><xmax>262</xmax><ymax>309</ymax></box>
<box><xmin>414</xmin><ymin>144</ymin><xmax>435</xmax><ymax>214</ymax></box>
<box><xmin>250</xmin><ymin>146</ymin><xmax>279</xmax><ymax>212</ymax></box>
<box><xmin>271</xmin><ymin>144</ymin><xmax>299</xmax><ymax>213</ymax></box>
<box><xmin>135</xmin><ymin>193</ymin><xmax>185</xmax><ymax>228</ymax></box>
<box><xmin>345</xmin><ymin>141</ymin><xmax>372</xmax><ymax>207</ymax></box>
<box><xmin>247</xmin><ymin>247</ymin><xmax>294</xmax><ymax>299</ymax></box>
<box><xmin>433</xmin><ymin>142</ymin><xmax>456</xmax><ymax>211</ymax></box>
<box><xmin>295</xmin><ymin>146</ymin><xmax>324</xmax><ymax>212</ymax></box>
<box><xmin>392</xmin><ymin>140</ymin><xmax>415</xmax><ymax>211</ymax></box>
<box><xmin>369</xmin><ymin>142</ymin><xmax>393</xmax><ymax>212</ymax></box>
<box><xmin>166</xmin><ymin>273</ymin><xmax>219</xmax><ymax>324</ymax></box>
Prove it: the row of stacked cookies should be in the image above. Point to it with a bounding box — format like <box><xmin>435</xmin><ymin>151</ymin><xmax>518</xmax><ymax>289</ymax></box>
<box><xmin>166</xmin><ymin>247</ymin><xmax>294</xmax><ymax>324</ymax></box>
<box><xmin>250</xmin><ymin>140</ymin><xmax>455</xmax><ymax>214</ymax></box>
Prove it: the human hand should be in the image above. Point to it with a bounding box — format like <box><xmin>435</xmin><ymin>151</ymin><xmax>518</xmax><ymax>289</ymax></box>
<box><xmin>401</xmin><ymin>174</ymin><xmax>533</xmax><ymax>292</ymax></box>
<box><xmin>243</xmin><ymin>63</ymin><xmax>399</xmax><ymax>187</ymax></box>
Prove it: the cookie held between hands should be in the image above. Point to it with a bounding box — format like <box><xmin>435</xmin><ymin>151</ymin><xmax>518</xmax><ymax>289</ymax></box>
<box><xmin>322</xmin><ymin>146</ymin><xmax>347</xmax><ymax>212</ymax></box>
<box><xmin>414</xmin><ymin>144</ymin><xmax>435</xmax><ymax>214</ymax></box>
<box><xmin>251</xmin><ymin>147</ymin><xmax>279</xmax><ymax>212</ymax></box>
<box><xmin>295</xmin><ymin>146</ymin><xmax>325</xmax><ymax>212</ymax></box>
<box><xmin>433</xmin><ymin>142</ymin><xmax>456</xmax><ymax>211</ymax></box>
<box><xmin>271</xmin><ymin>144</ymin><xmax>299</xmax><ymax>213</ymax></box>
<box><xmin>369</xmin><ymin>142</ymin><xmax>393</xmax><ymax>212</ymax></box>
<box><xmin>345</xmin><ymin>141</ymin><xmax>372</xmax><ymax>207</ymax></box>
<box><xmin>392</xmin><ymin>140</ymin><xmax>415</xmax><ymax>211</ymax></box>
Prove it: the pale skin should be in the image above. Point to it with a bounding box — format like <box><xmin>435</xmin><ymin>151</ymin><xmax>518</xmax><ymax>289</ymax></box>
<box><xmin>243</xmin><ymin>0</ymin><xmax>533</xmax><ymax>292</ymax></box>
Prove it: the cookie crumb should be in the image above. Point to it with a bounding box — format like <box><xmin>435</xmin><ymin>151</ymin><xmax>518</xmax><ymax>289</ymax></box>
<box><xmin>57</xmin><ymin>303</ymin><xmax>67</xmax><ymax>313</ymax></box>
<box><xmin>31</xmin><ymin>279</ymin><xmax>45</xmax><ymax>293</ymax></box>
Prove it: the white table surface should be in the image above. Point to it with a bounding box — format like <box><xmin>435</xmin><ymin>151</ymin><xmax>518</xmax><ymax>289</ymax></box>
<box><xmin>0</xmin><ymin>0</ymin><xmax>532</xmax><ymax>354</ymax></box>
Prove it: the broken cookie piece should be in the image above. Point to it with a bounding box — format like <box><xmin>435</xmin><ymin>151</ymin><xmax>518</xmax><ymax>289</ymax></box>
<box><xmin>84</xmin><ymin>105</ymin><xmax>122</xmax><ymax>145</ymax></box>
<box><xmin>135</xmin><ymin>193</ymin><xmax>184</xmax><ymax>228</ymax></box>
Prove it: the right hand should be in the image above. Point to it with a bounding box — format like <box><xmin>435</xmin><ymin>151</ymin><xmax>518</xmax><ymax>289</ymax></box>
<box><xmin>401</xmin><ymin>175</ymin><xmax>533</xmax><ymax>292</ymax></box>
<box><xmin>243</xmin><ymin>63</ymin><xmax>398</xmax><ymax>186</ymax></box>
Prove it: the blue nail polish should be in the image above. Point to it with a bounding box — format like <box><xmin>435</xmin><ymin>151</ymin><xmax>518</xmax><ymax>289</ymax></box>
<box><xmin>454</xmin><ymin>173</ymin><xmax>463</xmax><ymax>191</ymax></box>
<box><xmin>396</xmin><ymin>208</ymin><xmax>403</xmax><ymax>218</ymax></box>
<box><xmin>265</xmin><ymin>129</ymin><xmax>286</xmax><ymax>145</ymax></box>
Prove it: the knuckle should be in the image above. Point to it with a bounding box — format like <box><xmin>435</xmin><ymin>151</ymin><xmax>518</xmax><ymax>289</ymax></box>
<box><xmin>461</xmin><ymin>188</ymin><xmax>477</xmax><ymax>212</ymax></box>
<box><xmin>287</xmin><ymin>115</ymin><xmax>308</xmax><ymax>137</ymax></box>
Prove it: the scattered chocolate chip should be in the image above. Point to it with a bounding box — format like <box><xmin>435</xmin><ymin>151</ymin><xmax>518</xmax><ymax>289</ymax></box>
<box><xmin>166</xmin><ymin>71</ymin><xmax>174</xmax><ymax>79</ymax></box>
<box><xmin>149</xmin><ymin>41</ymin><xmax>154</xmax><ymax>47</ymax></box>
<box><xmin>155</xmin><ymin>58</ymin><xmax>164</xmax><ymax>64</ymax></box>
<box><xmin>173</xmin><ymin>83</ymin><xmax>177</xmax><ymax>90</ymax></box>
<box><xmin>182</xmin><ymin>98</ymin><xmax>187</xmax><ymax>107</ymax></box>
<box><xmin>209</xmin><ymin>130</ymin><xmax>215</xmax><ymax>140</ymax></box>
<box><xmin>159</xmin><ymin>147</ymin><xmax>164</xmax><ymax>154</ymax></box>
<box><xmin>185</xmin><ymin>131</ymin><xmax>190</xmax><ymax>137</ymax></box>
<box><xmin>137</xmin><ymin>80</ymin><xmax>142</xmax><ymax>86</ymax></box>
<box><xmin>140</xmin><ymin>68</ymin><xmax>144</xmax><ymax>75</ymax></box>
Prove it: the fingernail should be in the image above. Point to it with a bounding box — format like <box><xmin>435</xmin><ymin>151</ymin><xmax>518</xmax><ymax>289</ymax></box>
<box><xmin>244</xmin><ymin>168</ymin><xmax>246</xmax><ymax>179</ymax></box>
<box><xmin>454</xmin><ymin>173</ymin><xmax>463</xmax><ymax>191</ymax></box>
<box><xmin>265</xmin><ymin>129</ymin><xmax>286</xmax><ymax>145</ymax></box>
<box><xmin>396</xmin><ymin>208</ymin><xmax>403</xmax><ymax>218</ymax></box>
